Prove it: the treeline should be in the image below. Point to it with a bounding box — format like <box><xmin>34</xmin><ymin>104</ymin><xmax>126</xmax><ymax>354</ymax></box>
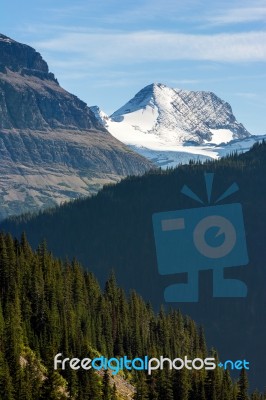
<box><xmin>0</xmin><ymin>233</ymin><xmax>263</xmax><ymax>399</ymax></box>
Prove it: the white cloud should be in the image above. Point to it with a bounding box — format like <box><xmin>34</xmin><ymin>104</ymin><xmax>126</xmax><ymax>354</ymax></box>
<box><xmin>26</xmin><ymin>0</ymin><xmax>266</xmax><ymax>30</ymax></box>
<box><xmin>207</xmin><ymin>6</ymin><xmax>266</xmax><ymax>25</ymax></box>
<box><xmin>34</xmin><ymin>30</ymin><xmax>266</xmax><ymax>64</ymax></box>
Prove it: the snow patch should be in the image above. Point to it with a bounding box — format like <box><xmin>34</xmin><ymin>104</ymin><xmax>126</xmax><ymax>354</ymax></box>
<box><xmin>208</xmin><ymin>129</ymin><xmax>234</xmax><ymax>144</ymax></box>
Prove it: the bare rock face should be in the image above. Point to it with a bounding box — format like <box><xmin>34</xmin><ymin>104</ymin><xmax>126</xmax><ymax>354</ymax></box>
<box><xmin>0</xmin><ymin>33</ymin><xmax>104</xmax><ymax>131</ymax></box>
<box><xmin>0</xmin><ymin>34</ymin><xmax>49</xmax><ymax>73</ymax></box>
<box><xmin>0</xmin><ymin>34</ymin><xmax>153</xmax><ymax>220</ymax></box>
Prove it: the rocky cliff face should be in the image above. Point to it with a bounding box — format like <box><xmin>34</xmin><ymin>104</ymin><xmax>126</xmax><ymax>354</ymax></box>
<box><xmin>0</xmin><ymin>33</ymin><xmax>105</xmax><ymax>131</ymax></box>
<box><xmin>0</xmin><ymin>34</ymin><xmax>153</xmax><ymax>220</ymax></box>
<box><xmin>0</xmin><ymin>34</ymin><xmax>50</xmax><ymax>74</ymax></box>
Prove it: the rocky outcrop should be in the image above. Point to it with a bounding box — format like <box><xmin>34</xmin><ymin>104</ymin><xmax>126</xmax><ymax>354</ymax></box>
<box><xmin>0</xmin><ymin>34</ymin><xmax>50</xmax><ymax>74</ymax></box>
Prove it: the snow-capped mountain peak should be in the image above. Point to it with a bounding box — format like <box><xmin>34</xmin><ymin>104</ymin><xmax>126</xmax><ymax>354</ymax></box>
<box><xmin>91</xmin><ymin>83</ymin><xmax>259</xmax><ymax>168</ymax></box>
<box><xmin>109</xmin><ymin>83</ymin><xmax>250</xmax><ymax>146</ymax></box>
<box><xmin>111</xmin><ymin>83</ymin><xmax>164</xmax><ymax>117</ymax></box>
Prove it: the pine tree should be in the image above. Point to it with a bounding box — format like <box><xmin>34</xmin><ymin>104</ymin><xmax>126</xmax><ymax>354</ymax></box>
<box><xmin>251</xmin><ymin>390</ymin><xmax>261</xmax><ymax>400</ymax></box>
<box><xmin>0</xmin><ymin>351</ymin><xmax>14</xmax><ymax>400</ymax></box>
<box><xmin>102</xmin><ymin>370</ymin><xmax>111</xmax><ymax>400</ymax></box>
<box><xmin>134</xmin><ymin>372</ymin><xmax>149</xmax><ymax>400</ymax></box>
<box><xmin>0</xmin><ymin>300</ymin><xmax>4</xmax><ymax>352</ymax></box>
<box><xmin>220</xmin><ymin>370</ymin><xmax>233</xmax><ymax>400</ymax></box>
<box><xmin>196</xmin><ymin>379</ymin><xmax>206</xmax><ymax>400</ymax></box>
<box><xmin>199</xmin><ymin>326</ymin><xmax>207</xmax><ymax>358</ymax></box>
<box><xmin>237</xmin><ymin>369</ymin><xmax>249</xmax><ymax>400</ymax></box>
<box><xmin>111</xmin><ymin>383</ymin><xmax>118</xmax><ymax>400</ymax></box>
<box><xmin>156</xmin><ymin>370</ymin><xmax>173</xmax><ymax>400</ymax></box>
<box><xmin>172</xmin><ymin>368</ymin><xmax>190</xmax><ymax>400</ymax></box>
<box><xmin>146</xmin><ymin>373</ymin><xmax>158</xmax><ymax>400</ymax></box>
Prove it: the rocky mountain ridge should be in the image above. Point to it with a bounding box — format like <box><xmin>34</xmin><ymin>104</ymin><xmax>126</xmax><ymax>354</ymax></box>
<box><xmin>0</xmin><ymin>34</ymin><xmax>153</xmax><ymax>220</ymax></box>
<box><xmin>0</xmin><ymin>33</ymin><xmax>105</xmax><ymax>131</ymax></box>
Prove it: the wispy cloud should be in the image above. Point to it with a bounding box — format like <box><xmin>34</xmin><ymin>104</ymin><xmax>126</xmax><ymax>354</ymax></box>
<box><xmin>39</xmin><ymin>0</ymin><xmax>199</xmax><ymax>25</ymax></box>
<box><xmin>207</xmin><ymin>6</ymin><xmax>266</xmax><ymax>25</ymax></box>
<box><xmin>234</xmin><ymin>92</ymin><xmax>258</xmax><ymax>99</ymax></box>
<box><xmin>24</xmin><ymin>0</ymin><xmax>266</xmax><ymax>32</ymax></box>
<box><xmin>34</xmin><ymin>30</ymin><xmax>266</xmax><ymax>64</ymax></box>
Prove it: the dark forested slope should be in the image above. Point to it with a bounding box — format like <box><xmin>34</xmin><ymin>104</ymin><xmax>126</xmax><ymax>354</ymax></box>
<box><xmin>0</xmin><ymin>233</ymin><xmax>255</xmax><ymax>399</ymax></box>
<box><xmin>1</xmin><ymin>141</ymin><xmax>266</xmax><ymax>390</ymax></box>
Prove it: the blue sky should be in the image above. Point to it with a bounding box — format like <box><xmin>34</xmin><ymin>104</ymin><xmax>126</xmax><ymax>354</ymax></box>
<box><xmin>2</xmin><ymin>0</ymin><xmax>266</xmax><ymax>134</ymax></box>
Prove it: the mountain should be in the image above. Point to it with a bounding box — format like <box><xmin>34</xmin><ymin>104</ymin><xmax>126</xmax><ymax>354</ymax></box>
<box><xmin>91</xmin><ymin>83</ymin><xmax>260</xmax><ymax>167</ymax></box>
<box><xmin>0</xmin><ymin>34</ymin><xmax>153</xmax><ymax>220</ymax></box>
<box><xmin>2</xmin><ymin>141</ymin><xmax>266</xmax><ymax>389</ymax></box>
